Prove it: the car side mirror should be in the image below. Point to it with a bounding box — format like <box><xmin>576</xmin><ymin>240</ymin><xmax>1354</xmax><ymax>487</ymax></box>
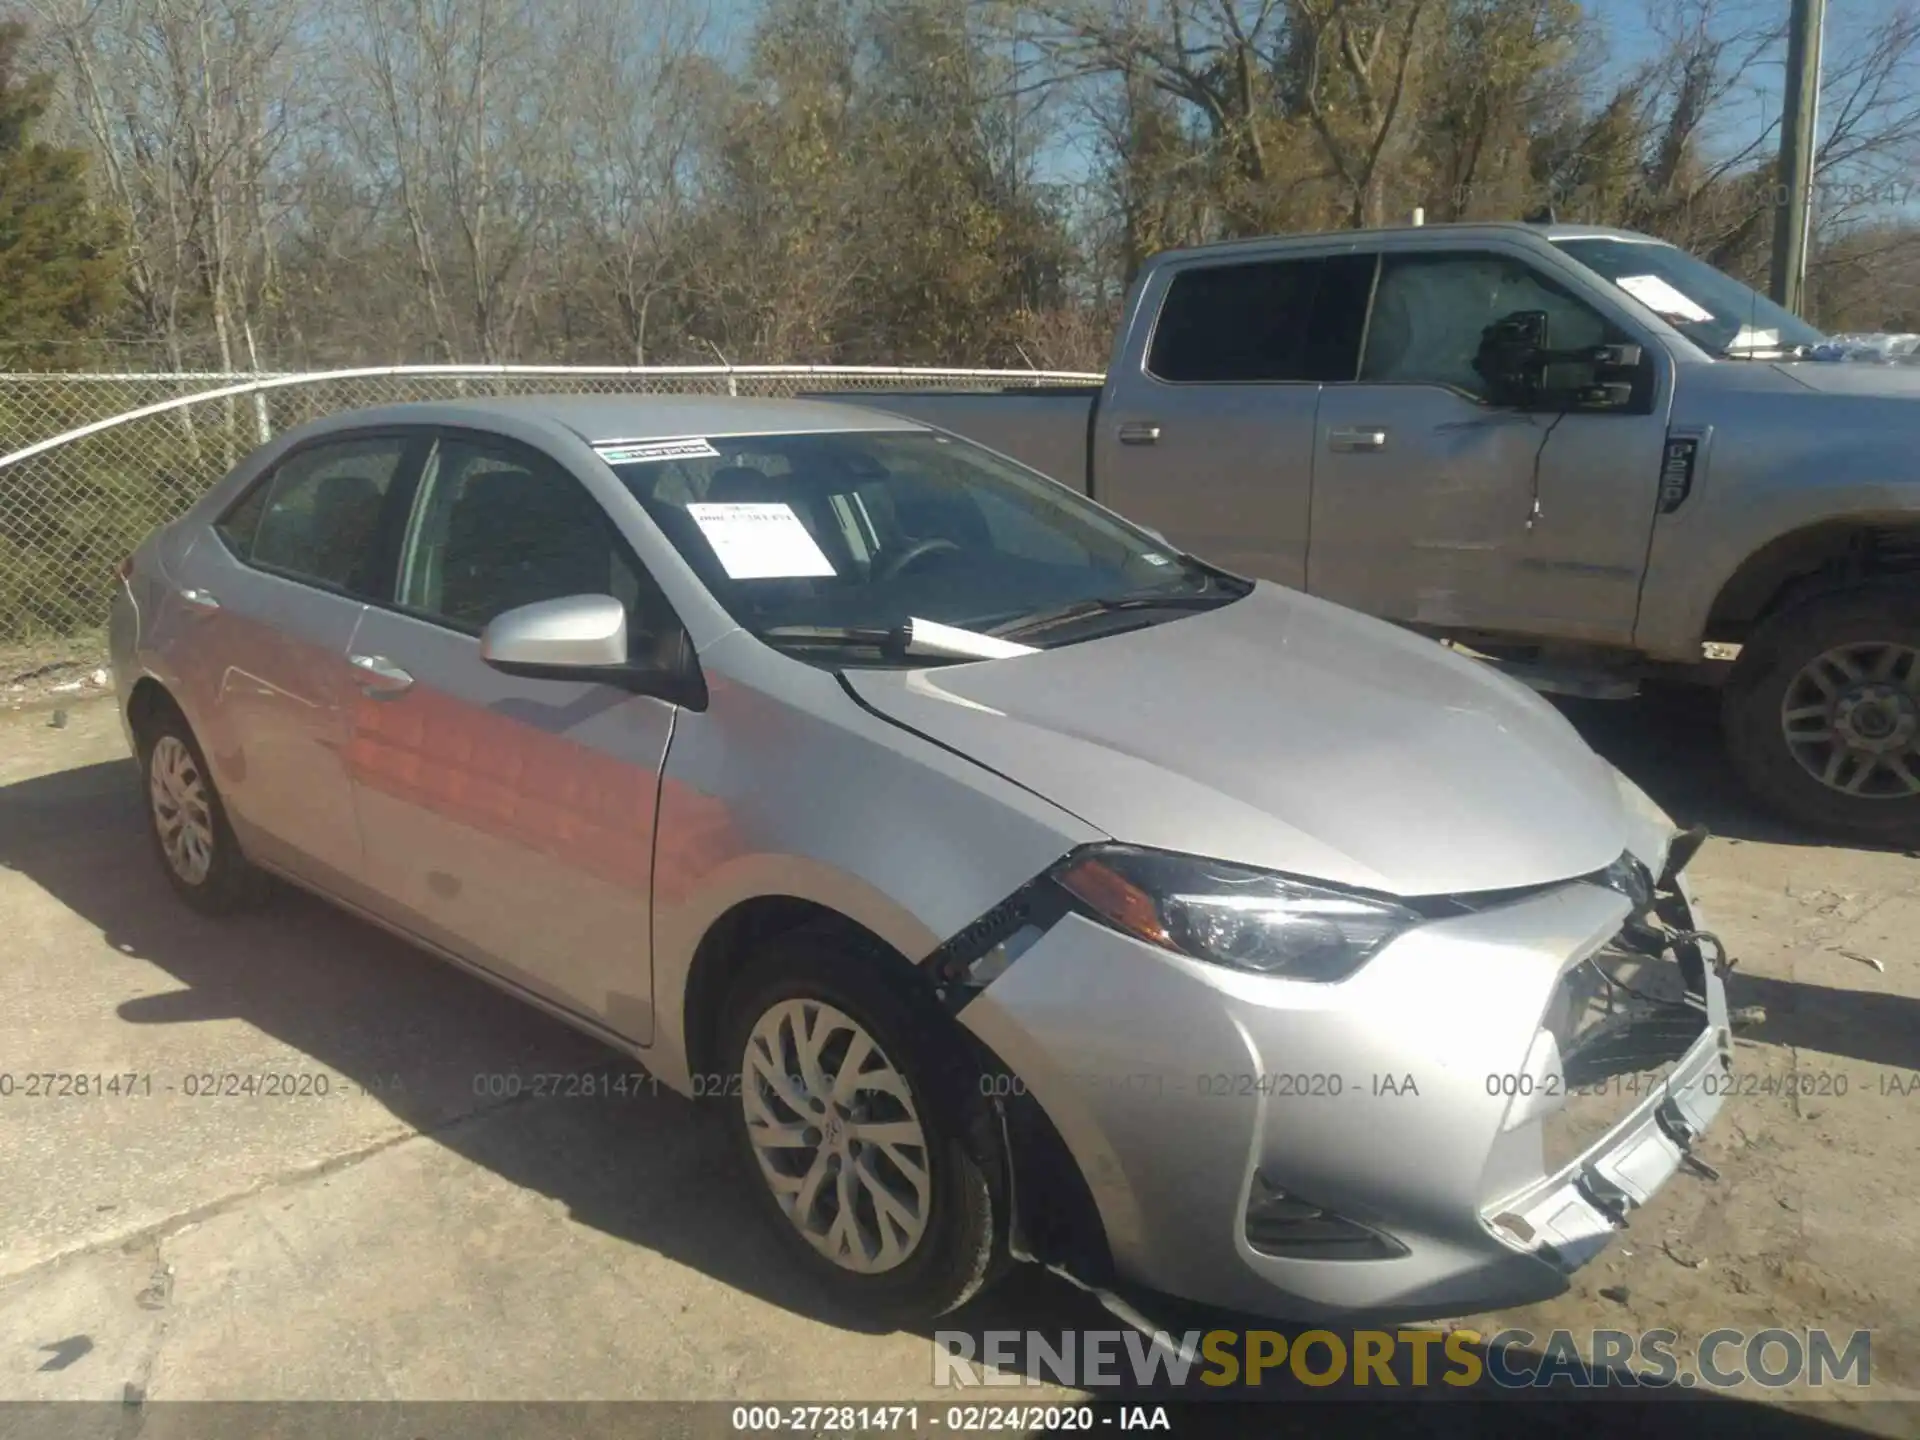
<box><xmin>480</xmin><ymin>593</ymin><xmax>706</xmax><ymax>707</ymax></box>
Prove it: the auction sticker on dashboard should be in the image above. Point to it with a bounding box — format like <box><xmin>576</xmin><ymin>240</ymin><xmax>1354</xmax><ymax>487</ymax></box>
<box><xmin>1614</xmin><ymin>274</ymin><xmax>1714</xmax><ymax>324</ymax></box>
<box><xmin>594</xmin><ymin>437</ymin><xmax>721</xmax><ymax>465</ymax></box>
<box><xmin>687</xmin><ymin>502</ymin><xmax>837</xmax><ymax>579</ymax></box>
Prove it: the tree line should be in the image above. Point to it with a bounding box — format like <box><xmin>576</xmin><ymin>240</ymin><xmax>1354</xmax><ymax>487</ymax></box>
<box><xmin>4</xmin><ymin>0</ymin><xmax>1920</xmax><ymax>374</ymax></box>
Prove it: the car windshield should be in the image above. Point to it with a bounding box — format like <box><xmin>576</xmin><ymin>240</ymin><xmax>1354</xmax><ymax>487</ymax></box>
<box><xmin>1553</xmin><ymin>237</ymin><xmax>1826</xmax><ymax>358</ymax></box>
<box><xmin>605</xmin><ymin>429</ymin><xmax>1244</xmax><ymax>665</ymax></box>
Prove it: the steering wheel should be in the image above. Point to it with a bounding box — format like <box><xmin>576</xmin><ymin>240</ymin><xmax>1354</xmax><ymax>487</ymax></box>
<box><xmin>878</xmin><ymin>537</ymin><xmax>962</xmax><ymax>581</ymax></box>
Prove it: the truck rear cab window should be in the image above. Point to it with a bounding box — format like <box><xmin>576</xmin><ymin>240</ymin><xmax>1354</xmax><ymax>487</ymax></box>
<box><xmin>1147</xmin><ymin>254</ymin><xmax>1375</xmax><ymax>383</ymax></box>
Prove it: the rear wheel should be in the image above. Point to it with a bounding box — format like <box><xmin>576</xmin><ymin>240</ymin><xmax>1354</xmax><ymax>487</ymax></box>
<box><xmin>718</xmin><ymin>927</ymin><xmax>1004</xmax><ymax>1325</ymax></box>
<box><xmin>1723</xmin><ymin>585</ymin><xmax>1920</xmax><ymax>843</ymax></box>
<box><xmin>138</xmin><ymin>703</ymin><xmax>270</xmax><ymax>914</ymax></box>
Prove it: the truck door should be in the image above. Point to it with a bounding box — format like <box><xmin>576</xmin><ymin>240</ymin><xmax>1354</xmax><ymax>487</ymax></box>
<box><xmin>1092</xmin><ymin>251</ymin><xmax>1374</xmax><ymax>589</ymax></box>
<box><xmin>1308</xmin><ymin>245</ymin><xmax>1669</xmax><ymax>646</ymax></box>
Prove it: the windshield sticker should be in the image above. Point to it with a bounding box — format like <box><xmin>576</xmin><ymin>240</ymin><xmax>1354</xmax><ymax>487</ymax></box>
<box><xmin>686</xmin><ymin>502</ymin><xmax>836</xmax><ymax>580</ymax></box>
<box><xmin>595</xmin><ymin>437</ymin><xmax>720</xmax><ymax>465</ymax></box>
<box><xmin>1726</xmin><ymin>325</ymin><xmax>1782</xmax><ymax>354</ymax></box>
<box><xmin>1141</xmin><ymin>552</ymin><xmax>1172</xmax><ymax>566</ymax></box>
<box><xmin>1614</xmin><ymin>274</ymin><xmax>1713</xmax><ymax>324</ymax></box>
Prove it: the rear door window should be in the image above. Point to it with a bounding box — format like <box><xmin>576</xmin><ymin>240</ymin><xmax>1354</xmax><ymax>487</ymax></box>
<box><xmin>239</xmin><ymin>436</ymin><xmax>413</xmax><ymax>597</ymax></box>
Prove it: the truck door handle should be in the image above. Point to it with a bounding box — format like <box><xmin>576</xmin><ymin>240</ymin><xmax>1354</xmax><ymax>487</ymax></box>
<box><xmin>1117</xmin><ymin>422</ymin><xmax>1162</xmax><ymax>446</ymax></box>
<box><xmin>349</xmin><ymin>653</ymin><xmax>415</xmax><ymax>697</ymax></box>
<box><xmin>1328</xmin><ymin>427</ymin><xmax>1388</xmax><ymax>453</ymax></box>
<box><xmin>177</xmin><ymin>587</ymin><xmax>221</xmax><ymax>612</ymax></box>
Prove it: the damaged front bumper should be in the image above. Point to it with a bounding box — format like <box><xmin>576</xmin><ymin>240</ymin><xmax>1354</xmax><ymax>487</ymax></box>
<box><xmin>953</xmin><ymin>842</ymin><xmax>1733</xmax><ymax>1322</ymax></box>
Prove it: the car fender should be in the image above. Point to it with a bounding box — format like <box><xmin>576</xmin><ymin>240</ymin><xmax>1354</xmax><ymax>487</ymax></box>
<box><xmin>644</xmin><ymin>630</ymin><xmax>1101</xmax><ymax>1093</ymax></box>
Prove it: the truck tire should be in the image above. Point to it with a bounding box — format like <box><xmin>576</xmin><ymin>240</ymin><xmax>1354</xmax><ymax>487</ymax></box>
<box><xmin>1723</xmin><ymin>584</ymin><xmax>1920</xmax><ymax>843</ymax></box>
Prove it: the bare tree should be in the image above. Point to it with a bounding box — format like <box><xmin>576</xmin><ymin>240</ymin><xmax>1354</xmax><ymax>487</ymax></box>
<box><xmin>563</xmin><ymin>0</ymin><xmax>714</xmax><ymax>364</ymax></box>
<box><xmin>27</xmin><ymin>0</ymin><xmax>300</xmax><ymax>372</ymax></box>
<box><xmin>331</xmin><ymin>0</ymin><xmax>596</xmax><ymax>362</ymax></box>
<box><xmin>17</xmin><ymin>0</ymin><xmax>1920</xmax><ymax>366</ymax></box>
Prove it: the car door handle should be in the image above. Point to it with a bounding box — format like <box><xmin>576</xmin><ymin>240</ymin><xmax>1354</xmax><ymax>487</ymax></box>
<box><xmin>1117</xmin><ymin>421</ymin><xmax>1162</xmax><ymax>446</ymax></box>
<box><xmin>178</xmin><ymin>587</ymin><xmax>221</xmax><ymax>612</ymax></box>
<box><xmin>348</xmin><ymin>653</ymin><xmax>415</xmax><ymax>697</ymax></box>
<box><xmin>1328</xmin><ymin>427</ymin><xmax>1388</xmax><ymax>453</ymax></box>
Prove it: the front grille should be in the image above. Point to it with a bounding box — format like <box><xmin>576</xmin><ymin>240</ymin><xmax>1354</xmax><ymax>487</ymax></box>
<box><xmin>1536</xmin><ymin>876</ymin><xmax>1710</xmax><ymax>1175</ymax></box>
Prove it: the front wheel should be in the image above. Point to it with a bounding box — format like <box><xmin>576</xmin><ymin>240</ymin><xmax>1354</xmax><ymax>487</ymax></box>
<box><xmin>1723</xmin><ymin>585</ymin><xmax>1920</xmax><ymax>844</ymax></box>
<box><xmin>718</xmin><ymin>928</ymin><xmax>1005</xmax><ymax>1325</ymax></box>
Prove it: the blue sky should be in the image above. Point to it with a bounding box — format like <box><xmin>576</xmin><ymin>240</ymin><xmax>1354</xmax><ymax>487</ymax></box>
<box><xmin>1587</xmin><ymin>0</ymin><xmax>1914</xmax><ymax>150</ymax></box>
<box><xmin>700</xmin><ymin>1</ymin><xmax>1915</xmax><ymax>196</ymax></box>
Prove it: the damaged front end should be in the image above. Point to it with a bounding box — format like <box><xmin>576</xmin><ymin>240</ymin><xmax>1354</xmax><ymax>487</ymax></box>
<box><xmin>915</xmin><ymin>820</ymin><xmax>1738</xmax><ymax>1317</ymax></box>
<box><xmin>1487</xmin><ymin>829</ymin><xmax>1734</xmax><ymax>1272</ymax></box>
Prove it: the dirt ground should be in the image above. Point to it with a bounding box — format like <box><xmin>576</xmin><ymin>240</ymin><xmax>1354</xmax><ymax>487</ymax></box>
<box><xmin>0</xmin><ymin>632</ymin><xmax>111</xmax><ymax>714</ymax></box>
<box><xmin>0</xmin><ymin>683</ymin><xmax>1915</xmax><ymax>1428</ymax></box>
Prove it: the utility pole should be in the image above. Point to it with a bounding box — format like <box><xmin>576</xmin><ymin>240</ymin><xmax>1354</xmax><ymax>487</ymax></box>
<box><xmin>1769</xmin><ymin>0</ymin><xmax>1827</xmax><ymax>314</ymax></box>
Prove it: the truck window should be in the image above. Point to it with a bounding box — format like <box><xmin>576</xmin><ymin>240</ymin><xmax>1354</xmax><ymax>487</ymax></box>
<box><xmin>1147</xmin><ymin>254</ymin><xmax>1373</xmax><ymax>383</ymax></box>
<box><xmin>1360</xmin><ymin>252</ymin><xmax>1617</xmax><ymax>399</ymax></box>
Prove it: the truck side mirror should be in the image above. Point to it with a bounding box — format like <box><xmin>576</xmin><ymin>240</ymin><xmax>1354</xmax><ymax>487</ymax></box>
<box><xmin>1476</xmin><ymin>312</ymin><xmax>1644</xmax><ymax>413</ymax></box>
<box><xmin>1474</xmin><ymin>310</ymin><xmax>1552</xmax><ymax>408</ymax></box>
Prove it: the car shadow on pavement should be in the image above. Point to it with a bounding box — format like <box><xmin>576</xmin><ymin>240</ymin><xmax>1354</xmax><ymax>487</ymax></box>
<box><xmin>1554</xmin><ymin>685</ymin><xmax>1916</xmax><ymax>854</ymax></box>
<box><xmin>0</xmin><ymin>756</ymin><xmax>1115</xmax><ymax>1341</ymax></box>
<box><xmin>1723</xmin><ymin>970</ymin><xmax>1920</xmax><ymax>1074</ymax></box>
<box><xmin>0</xmin><ymin>759</ymin><xmax>1905</xmax><ymax>1431</ymax></box>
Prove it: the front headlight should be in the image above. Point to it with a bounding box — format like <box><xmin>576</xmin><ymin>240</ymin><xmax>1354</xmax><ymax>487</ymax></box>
<box><xmin>1053</xmin><ymin>845</ymin><xmax>1420</xmax><ymax>982</ymax></box>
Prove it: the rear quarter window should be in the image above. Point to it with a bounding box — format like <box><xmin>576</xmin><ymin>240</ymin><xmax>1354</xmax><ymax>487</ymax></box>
<box><xmin>213</xmin><ymin>477</ymin><xmax>271</xmax><ymax>556</ymax></box>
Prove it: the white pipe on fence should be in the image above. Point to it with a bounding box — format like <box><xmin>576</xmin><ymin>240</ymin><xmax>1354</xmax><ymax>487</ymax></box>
<box><xmin>0</xmin><ymin>363</ymin><xmax>1104</xmax><ymax>471</ymax></box>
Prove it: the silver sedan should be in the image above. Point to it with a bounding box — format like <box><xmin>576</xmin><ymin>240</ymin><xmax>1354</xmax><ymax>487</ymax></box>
<box><xmin>110</xmin><ymin>395</ymin><xmax>1732</xmax><ymax>1324</ymax></box>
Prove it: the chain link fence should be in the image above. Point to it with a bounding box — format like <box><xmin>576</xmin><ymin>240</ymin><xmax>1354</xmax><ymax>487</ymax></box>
<box><xmin>0</xmin><ymin>365</ymin><xmax>1101</xmax><ymax>644</ymax></box>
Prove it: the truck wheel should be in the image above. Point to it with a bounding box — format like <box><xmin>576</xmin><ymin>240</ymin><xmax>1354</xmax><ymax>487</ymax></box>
<box><xmin>1723</xmin><ymin>585</ymin><xmax>1920</xmax><ymax>843</ymax></box>
<box><xmin>718</xmin><ymin>926</ymin><xmax>1005</xmax><ymax>1326</ymax></box>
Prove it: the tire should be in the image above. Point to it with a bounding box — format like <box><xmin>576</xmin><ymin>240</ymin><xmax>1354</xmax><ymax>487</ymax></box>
<box><xmin>717</xmin><ymin>925</ymin><xmax>1006</xmax><ymax>1326</ymax></box>
<box><xmin>137</xmin><ymin>700</ymin><xmax>271</xmax><ymax>914</ymax></box>
<box><xmin>1723</xmin><ymin>583</ymin><xmax>1920</xmax><ymax>844</ymax></box>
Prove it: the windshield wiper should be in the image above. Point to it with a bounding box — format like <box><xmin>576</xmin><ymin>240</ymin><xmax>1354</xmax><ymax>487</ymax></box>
<box><xmin>988</xmin><ymin>588</ymin><xmax>1240</xmax><ymax>641</ymax></box>
<box><xmin>753</xmin><ymin>618</ymin><xmax>1038</xmax><ymax>663</ymax></box>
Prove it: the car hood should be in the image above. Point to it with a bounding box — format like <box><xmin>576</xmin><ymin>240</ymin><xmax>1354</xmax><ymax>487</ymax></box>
<box><xmin>1773</xmin><ymin>362</ymin><xmax>1920</xmax><ymax>399</ymax></box>
<box><xmin>844</xmin><ymin>583</ymin><xmax>1632</xmax><ymax>898</ymax></box>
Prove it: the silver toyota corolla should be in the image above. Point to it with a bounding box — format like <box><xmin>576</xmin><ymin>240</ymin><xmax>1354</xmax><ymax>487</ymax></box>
<box><xmin>110</xmin><ymin>395</ymin><xmax>1732</xmax><ymax>1325</ymax></box>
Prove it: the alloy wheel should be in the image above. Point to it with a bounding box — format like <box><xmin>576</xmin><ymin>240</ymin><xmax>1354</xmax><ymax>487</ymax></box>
<box><xmin>1780</xmin><ymin>641</ymin><xmax>1920</xmax><ymax>799</ymax></box>
<box><xmin>740</xmin><ymin>998</ymin><xmax>932</xmax><ymax>1274</ymax></box>
<box><xmin>149</xmin><ymin>734</ymin><xmax>216</xmax><ymax>885</ymax></box>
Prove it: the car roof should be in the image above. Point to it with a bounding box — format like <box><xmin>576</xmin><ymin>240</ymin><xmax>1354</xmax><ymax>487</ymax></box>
<box><xmin>295</xmin><ymin>392</ymin><xmax>928</xmax><ymax>445</ymax></box>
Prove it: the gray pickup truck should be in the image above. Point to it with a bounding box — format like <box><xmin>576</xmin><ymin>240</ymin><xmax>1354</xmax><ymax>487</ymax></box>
<box><xmin>821</xmin><ymin>221</ymin><xmax>1920</xmax><ymax>843</ymax></box>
